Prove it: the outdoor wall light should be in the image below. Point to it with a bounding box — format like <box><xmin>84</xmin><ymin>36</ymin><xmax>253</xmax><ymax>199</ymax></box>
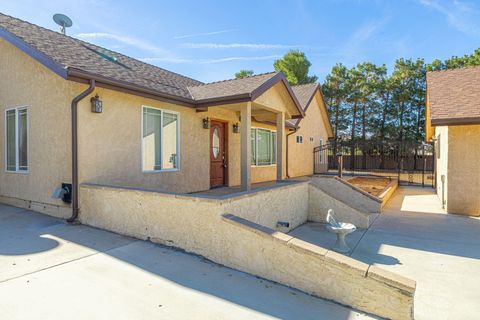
<box><xmin>232</xmin><ymin>123</ymin><xmax>240</xmax><ymax>133</ymax></box>
<box><xmin>202</xmin><ymin>117</ymin><xmax>210</xmax><ymax>129</ymax></box>
<box><xmin>90</xmin><ymin>94</ymin><xmax>103</xmax><ymax>113</ymax></box>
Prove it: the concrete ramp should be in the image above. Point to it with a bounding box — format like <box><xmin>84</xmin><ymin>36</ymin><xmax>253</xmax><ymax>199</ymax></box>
<box><xmin>222</xmin><ymin>214</ymin><xmax>416</xmax><ymax>320</ymax></box>
<box><xmin>309</xmin><ymin>176</ymin><xmax>382</xmax><ymax>228</ymax></box>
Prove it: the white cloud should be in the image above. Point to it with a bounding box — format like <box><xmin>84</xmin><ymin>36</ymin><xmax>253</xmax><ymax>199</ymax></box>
<box><xmin>173</xmin><ymin>29</ymin><xmax>236</xmax><ymax>39</ymax></box>
<box><xmin>418</xmin><ymin>0</ymin><xmax>480</xmax><ymax>36</ymax></box>
<box><xmin>180</xmin><ymin>43</ymin><xmax>300</xmax><ymax>50</ymax></box>
<box><xmin>139</xmin><ymin>55</ymin><xmax>281</xmax><ymax>64</ymax></box>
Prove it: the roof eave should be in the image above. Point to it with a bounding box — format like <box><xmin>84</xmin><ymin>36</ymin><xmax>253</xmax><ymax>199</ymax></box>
<box><xmin>0</xmin><ymin>27</ymin><xmax>68</xmax><ymax>79</ymax></box>
<box><xmin>293</xmin><ymin>84</ymin><xmax>334</xmax><ymax>138</ymax></box>
<box><xmin>250</xmin><ymin>72</ymin><xmax>305</xmax><ymax>118</ymax></box>
<box><xmin>431</xmin><ymin>117</ymin><xmax>480</xmax><ymax>126</ymax></box>
<box><xmin>67</xmin><ymin>68</ymin><xmax>195</xmax><ymax>107</ymax></box>
<box><xmin>193</xmin><ymin>93</ymin><xmax>252</xmax><ymax>108</ymax></box>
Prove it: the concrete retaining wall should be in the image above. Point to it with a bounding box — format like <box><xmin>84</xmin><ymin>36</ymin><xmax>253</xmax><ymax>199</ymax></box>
<box><xmin>222</xmin><ymin>214</ymin><xmax>415</xmax><ymax>320</ymax></box>
<box><xmin>79</xmin><ymin>182</ymin><xmax>415</xmax><ymax>320</ymax></box>
<box><xmin>311</xmin><ymin>176</ymin><xmax>382</xmax><ymax>213</ymax></box>
<box><xmin>308</xmin><ymin>184</ymin><xmax>376</xmax><ymax>228</ymax></box>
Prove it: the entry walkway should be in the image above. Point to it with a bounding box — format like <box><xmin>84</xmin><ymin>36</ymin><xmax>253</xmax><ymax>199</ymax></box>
<box><xmin>0</xmin><ymin>203</ymin><xmax>374</xmax><ymax>320</ymax></box>
<box><xmin>291</xmin><ymin>187</ymin><xmax>480</xmax><ymax>320</ymax></box>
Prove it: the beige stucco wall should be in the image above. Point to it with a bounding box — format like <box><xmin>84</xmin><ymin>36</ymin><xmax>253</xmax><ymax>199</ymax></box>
<box><xmin>77</xmin><ymin>93</ymin><xmax>284</xmax><ymax>193</ymax></box>
<box><xmin>288</xmin><ymin>92</ymin><xmax>330</xmax><ymax>177</ymax></box>
<box><xmin>0</xmin><ymin>38</ymin><xmax>81</xmax><ymax>218</ymax></box>
<box><xmin>446</xmin><ymin>125</ymin><xmax>480</xmax><ymax>216</ymax></box>
<box><xmin>435</xmin><ymin>126</ymin><xmax>448</xmax><ymax>210</ymax></box>
<box><xmin>79</xmin><ymin>182</ymin><xmax>415</xmax><ymax>320</ymax></box>
<box><xmin>0</xmin><ymin>38</ymin><xmax>325</xmax><ymax>218</ymax></box>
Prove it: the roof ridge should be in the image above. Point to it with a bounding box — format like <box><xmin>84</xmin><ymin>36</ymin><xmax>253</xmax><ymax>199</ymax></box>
<box><xmin>292</xmin><ymin>82</ymin><xmax>319</xmax><ymax>88</ymax></box>
<box><xmin>0</xmin><ymin>12</ymin><xmax>203</xmax><ymax>87</ymax></box>
<box><xmin>190</xmin><ymin>71</ymin><xmax>277</xmax><ymax>88</ymax></box>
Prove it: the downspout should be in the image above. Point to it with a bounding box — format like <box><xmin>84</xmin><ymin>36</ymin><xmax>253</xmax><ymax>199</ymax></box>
<box><xmin>67</xmin><ymin>80</ymin><xmax>96</xmax><ymax>223</ymax></box>
<box><xmin>285</xmin><ymin>128</ymin><xmax>298</xmax><ymax>178</ymax></box>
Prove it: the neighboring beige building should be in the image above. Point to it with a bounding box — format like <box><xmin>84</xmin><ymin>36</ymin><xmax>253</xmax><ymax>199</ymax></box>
<box><xmin>0</xmin><ymin>13</ymin><xmax>331</xmax><ymax>220</ymax></box>
<box><xmin>426</xmin><ymin>66</ymin><xmax>480</xmax><ymax>216</ymax></box>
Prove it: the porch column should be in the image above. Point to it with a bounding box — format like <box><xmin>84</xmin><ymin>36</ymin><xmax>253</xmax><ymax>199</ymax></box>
<box><xmin>276</xmin><ymin>111</ymin><xmax>285</xmax><ymax>181</ymax></box>
<box><xmin>241</xmin><ymin>102</ymin><xmax>252</xmax><ymax>190</ymax></box>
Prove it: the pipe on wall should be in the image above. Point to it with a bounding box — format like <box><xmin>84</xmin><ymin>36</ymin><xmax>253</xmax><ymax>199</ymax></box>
<box><xmin>67</xmin><ymin>80</ymin><xmax>96</xmax><ymax>223</ymax></box>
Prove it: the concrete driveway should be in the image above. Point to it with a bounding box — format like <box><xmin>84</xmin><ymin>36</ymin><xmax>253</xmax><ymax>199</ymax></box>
<box><xmin>291</xmin><ymin>187</ymin><xmax>480</xmax><ymax>320</ymax></box>
<box><xmin>0</xmin><ymin>204</ymin><xmax>374</xmax><ymax>320</ymax></box>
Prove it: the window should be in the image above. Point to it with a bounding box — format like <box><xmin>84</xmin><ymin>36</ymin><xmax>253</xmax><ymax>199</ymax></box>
<box><xmin>251</xmin><ymin>128</ymin><xmax>276</xmax><ymax>166</ymax></box>
<box><xmin>6</xmin><ymin>107</ymin><xmax>28</xmax><ymax>173</ymax></box>
<box><xmin>309</xmin><ymin>137</ymin><xmax>314</xmax><ymax>143</ymax></box>
<box><xmin>142</xmin><ymin>106</ymin><xmax>179</xmax><ymax>171</ymax></box>
<box><xmin>296</xmin><ymin>135</ymin><xmax>303</xmax><ymax>144</ymax></box>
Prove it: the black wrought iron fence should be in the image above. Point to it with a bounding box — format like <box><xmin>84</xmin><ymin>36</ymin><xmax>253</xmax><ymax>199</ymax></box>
<box><xmin>314</xmin><ymin>140</ymin><xmax>435</xmax><ymax>187</ymax></box>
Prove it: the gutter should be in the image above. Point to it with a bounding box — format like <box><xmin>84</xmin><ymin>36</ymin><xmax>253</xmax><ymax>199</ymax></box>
<box><xmin>285</xmin><ymin>127</ymin><xmax>298</xmax><ymax>178</ymax></box>
<box><xmin>67</xmin><ymin>80</ymin><xmax>96</xmax><ymax>223</ymax></box>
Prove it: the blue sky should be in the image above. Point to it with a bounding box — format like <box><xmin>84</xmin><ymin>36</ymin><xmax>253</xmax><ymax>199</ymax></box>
<box><xmin>1</xmin><ymin>0</ymin><xmax>480</xmax><ymax>83</ymax></box>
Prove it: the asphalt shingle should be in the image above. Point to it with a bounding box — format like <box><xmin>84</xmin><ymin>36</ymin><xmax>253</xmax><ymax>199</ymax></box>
<box><xmin>427</xmin><ymin>66</ymin><xmax>480</xmax><ymax>124</ymax></box>
<box><xmin>0</xmin><ymin>12</ymin><xmax>203</xmax><ymax>100</ymax></box>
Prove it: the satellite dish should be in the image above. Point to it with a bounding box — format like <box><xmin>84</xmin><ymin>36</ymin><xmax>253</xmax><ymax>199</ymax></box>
<box><xmin>53</xmin><ymin>13</ymin><xmax>73</xmax><ymax>35</ymax></box>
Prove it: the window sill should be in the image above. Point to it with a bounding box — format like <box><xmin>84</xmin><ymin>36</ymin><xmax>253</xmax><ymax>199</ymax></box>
<box><xmin>251</xmin><ymin>164</ymin><xmax>277</xmax><ymax>168</ymax></box>
<box><xmin>5</xmin><ymin>170</ymin><xmax>29</xmax><ymax>174</ymax></box>
<box><xmin>142</xmin><ymin>168</ymin><xmax>180</xmax><ymax>173</ymax></box>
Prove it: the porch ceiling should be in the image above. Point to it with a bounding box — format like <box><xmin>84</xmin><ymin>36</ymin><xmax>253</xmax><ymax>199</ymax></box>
<box><xmin>208</xmin><ymin>102</ymin><xmax>295</xmax><ymax>125</ymax></box>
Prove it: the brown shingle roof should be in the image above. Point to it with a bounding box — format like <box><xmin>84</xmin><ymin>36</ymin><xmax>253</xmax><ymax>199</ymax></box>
<box><xmin>0</xmin><ymin>12</ymin><xmax>202</xmax><ymax>101</ymax></box>
<box><xmin>189</xmin><ymin>72</ymin><xmax>277</xmax><ymax>102</ymax></box>
<box><xmin>427</xmin><ymin>66</ymin><xmax>480</xmax><ymax>125</ymax></box>
<box><xmin>288</xmin><ymin>83</ymin><xmax>319</xmax><ymax>126</ymax></box>
<box><xmin>0</xmin><ymin>12</ymin><xmax>302</xmax><ymax>117</ymax></box>
<box><xmin>292</xmin><ymin>83</ymin><xmax>318</xmax><ymax>110</ymax></box>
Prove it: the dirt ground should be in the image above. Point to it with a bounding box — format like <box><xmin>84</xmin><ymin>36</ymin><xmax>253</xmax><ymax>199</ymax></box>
<box><xmin>347</xmin><ymin>177</ymin><xmax>392</xmax><ymax>196</ymax></box>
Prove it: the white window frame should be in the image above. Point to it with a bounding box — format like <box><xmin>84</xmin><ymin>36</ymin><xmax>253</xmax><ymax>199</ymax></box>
<box><xmin>141</xmin><ymin>105</ymin><xmax>180</xmax><ymax>173</ymax></box>
<box><xmin>296</xmin><ymin>135</ymin><xmax>303</xmax><ymax>144</ymax></box>
<box><xmin>5</xmin><ymin>106</ymin><xmax>29</xmax><ymax>174</ymax></box>
<box><xmin>251</xmin><ymin>127</ymin><xmax>277</xmax><ymax>167</ymax></box>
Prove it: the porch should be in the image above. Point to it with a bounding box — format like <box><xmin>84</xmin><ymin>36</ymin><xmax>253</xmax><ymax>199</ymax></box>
<box><xmin>190</xmin><ymin>178</ymin><xmax>309</xmax><ymax>199</ymax></box>
<box><xmin>192</xmin><ymin>72</ymin><xmax>304</xmax><ymax>191</ymax></box>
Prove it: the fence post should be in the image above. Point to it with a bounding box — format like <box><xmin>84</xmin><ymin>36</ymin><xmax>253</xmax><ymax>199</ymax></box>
<box><xmin>422</xmin><ymin>145</ymin><xmax>426</xmax><ymax>188</ymax></box>
<box><xmin>337</xmin><ymin>152</ymin><xmax>343</xmax><ymax>179</ymax></box>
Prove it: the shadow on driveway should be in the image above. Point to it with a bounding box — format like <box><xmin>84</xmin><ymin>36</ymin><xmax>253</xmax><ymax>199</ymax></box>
<box><xmin>0</xmin><ymin>203</ymin><xmax>375</xmax><ymax>320</ymax></box>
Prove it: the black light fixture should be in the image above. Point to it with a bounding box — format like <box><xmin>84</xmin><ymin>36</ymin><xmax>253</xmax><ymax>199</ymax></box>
<box><xmin>202</xmin><ymin>117</ymin><xmax>210</xmax><ymax>129</ymax></box>
<box><xmin>90</xmin><ymin>94</ymin><xmax>103</xmax><ymax>113</ymax></box>
<box><xmin>232</xmin><ymin>122</ymin><xmax>240</xmax><ymax>133</ymax></box>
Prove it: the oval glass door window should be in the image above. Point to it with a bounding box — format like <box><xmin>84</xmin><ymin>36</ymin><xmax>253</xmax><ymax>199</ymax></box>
<box><xmin>212</xmin><ymin>127</ymin><xmax>220</xmax><ymax>159</ymax></box>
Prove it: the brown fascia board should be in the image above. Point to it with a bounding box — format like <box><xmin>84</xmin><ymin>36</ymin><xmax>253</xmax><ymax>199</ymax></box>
<box><xmin>0</xmin><ymin>29</ymin><xmax>197</xmax><ymax>107</ymax></box>
<box><xmin>193</xmin><ymin>93</ymin><xmax>252</xmax><ymax>108</ymax></box>
<box><xmin>0</xmin><ymin>27</ymin><xmax>68</xmax><ymax>79</ymax></box>
<box><xmin>431</xmin><ymin>116</ymin><xmax>480</xmax><ymax>126</ymax></box>
<box><xmin>193</xmin><ymin>72</ymin><xmax>306</xmax><ymax>118</ymax></box>
<box><xmin>293</xmin><ymin>84</ymin><xmax>334</xmax><ymax>138</ymax></box>
<box><xmin>67</xmin><ymin>68</ymin><xmax>195</xmax><ymax>108</ymax></box>
<box><xmin>251</xmin><ymin>72</ymin><xmax>305</xmax><ymax>118</ymax></box>
<box><xmin>0</xmin><ymin>28</ymin><xmax>303</xmax><ymax>114</ymax></box>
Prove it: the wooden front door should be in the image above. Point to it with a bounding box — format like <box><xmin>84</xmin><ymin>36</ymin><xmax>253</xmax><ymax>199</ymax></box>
<box><xmin>210</xmin><ymin>121</ymin><xmax>227</xmax><ymax>188</ymax></box>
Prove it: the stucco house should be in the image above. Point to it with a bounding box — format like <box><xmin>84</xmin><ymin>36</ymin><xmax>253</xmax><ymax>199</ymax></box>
<box><xmin>288</xmin><ymin>84</ymin><xmax>333</xmax><ymax>177</ymax></box>
<box><xmin>0</xmin><ymin>13</ymin><xmax>332</xmax><ymax>220</ymax></box>
<box><xmin>426</xmin><ymin>66</ymin><xmax>480</xmax><ymax>216</ymax></box>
